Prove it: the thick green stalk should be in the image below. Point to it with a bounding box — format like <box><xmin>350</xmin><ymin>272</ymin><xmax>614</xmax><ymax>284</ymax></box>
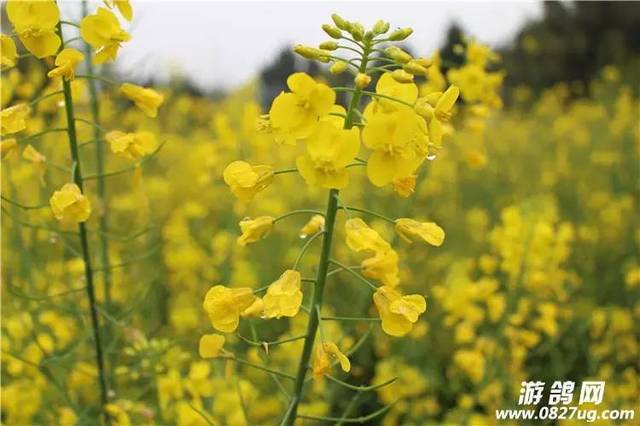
<box><xmin>281</xmin><ymin>41</ymin><xmax>371</xmax><ymax>426</ymax></box>
<box><xmin>82</xmin><ymin>0</ymin><xmax>112</xmax><ymax>308</ymax></box>
<box><xmin>58</xmin><ymin>23</ymin><xmax>110</xmax><ymax>417</ymax></box>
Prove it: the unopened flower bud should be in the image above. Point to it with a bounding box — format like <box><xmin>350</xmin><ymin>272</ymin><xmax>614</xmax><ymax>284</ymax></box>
<box><xmin>329</xmin><ymin>61</ymin><xmax>348</xmax><ymax>75</ymax></box>
<box><xmin>385</xmin><ymin>46</ymin><xmax>412</xmax><ymax>64</ymax></box>
<box><xmin>322</xmin><ymin>24</ymin><xmax>342</xmax><ymax>39</ymax></box>
<box><xmin>414</xmin><ymin>98</ymin><xmax>434</xmax><ymax>121</ymax></box>
<box><xmin>319</xmin><ymin>41</ymin><xmax>338</xmax><ymax>51</ymax></box>
<box><xmin>331</xmin><ymin>13</ymin><xmax>349</xmax><ymax>30</ymax></box>
<box><xmin>403</xmin><ymin>60</ymin><xmax>428</xmax><ymax>75</ymax></box>
<box><xmin>294</xmin><ymin>45</ymin><xmax>320</xmax><ymax>59</ymax></box>
<box><xmin>349</xmin><ymin>23</ymin><xmax>365</xmax><ymax>41</ymax></box>
<box><xmin>373</xmin><ymin>20</ymin><xmax>390</xmax><ymax>35</ymax></box>
<box><xmin>389</xmin><ymin>27</ymin><xmax>413</xmax><ymax>41</ymax></box>
<box><xmin>391</xmin><ymin>69</ymin><xmax>414</xmax><ymax>83</ymax></box>
<box><xmin>413</xmin><ymin>57</ymin><xmax>433</xmax><ymax>68</ymax></box>
<box><xmin>354</xmin><ymin>73</ymin><xmax>372</xmax><ymax>88</ymax></box>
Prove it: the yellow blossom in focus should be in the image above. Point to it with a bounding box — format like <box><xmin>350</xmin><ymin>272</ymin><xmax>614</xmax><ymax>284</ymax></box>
<box><xmin>263</xmin><ymin>269</ymin><xmax>303</xmax><ymax>318</ymax></box>
<box><xmin>198</xmin><ymin>334</ymin><xmax>225</xmax><ymax>358</ymax></box>
<box><xmin>119</xmin><ymin>83</ymin><xmax>164</xmax><ymax>118</ymax></box>
<box><xmin>362</xmin><ymin>109</ymin><xmax>429</xmax><ymax>186</ymax></box>
<box><xmin>49</xmin><ymin>183</ymin><xmax>92</xmax><ymax>224</ymax></box>
<box><xmin>362</xmin><ymin>249</ymin><xmax>400</xmax><ymax>288</ymax></box>
<box><xmin>1</xmin><ymin>104</ymin><xmax>30</xmax><ymax>136</ymax></box>
<box><xmin>312</xmin><ymin>341</ymin><xmax>351</xmax><ymax>379</ymax></box>
<box><xmin>1</xmin><ymin>35</ymin><xmax>17</xmax><ymax>69</ymax></box>
<box><xmin>428</xmin><ymin>85</ymin><xmax>460</xmax><ymax>151</ymax></box>
<box><xmin>223</xmin><ymin>161</ymin><xmax>273</xmax><ymax>201</ymax></box>
<box><xmin>202</xmin><ymin>285</ymin><xmax>257</xmax><ymax>333</ymax></box>
<box><xmin>6</xmin><ymin>0</ymin><xmax>60</xmax><ymax>58</ymax></box>
<box><xmin>269</xmin><ymin>72</ymin><xmax>335</xmax><ymax>145</ymax></box>
<box><xmin>395</xmin><ymin>218</ymin><xmax>445</xmax><ymax>246</ymax></box>
<box><xmin>299</xmin><ymin>214</ymin><xmax>325</xmax><ymax>238</ymax></box>
<box><xmin>296</xmin><ymin>108</ymin><xmax>360</xmax><ymax>189</ymax></box>
<box><xmin>368</xmin><ymin>72</ymin><xmax>418</xmax><ymax>113</ymax></box>
<box><xmin>237</xmin><ymin>216</ymin><xmax>274</xmax><ymax>246</ymax></box>
<box><xmin>373</xmin><ymin>286</ymin><xmax>426</xmax><ymax>336</ymax></box>
<box><xmin>104</xmin><ymin>0</ymin><xmax>133</xmax><ymax>21</ymax></box>
<box><xmin>80</xmin><ymin>7</ymin><xmax>131</xmax><ymax>64</ymax></box>
<box><xmin>47</xmin><ymin>48</ymin><xmax>84</xmax><ymax>81</ymax></box>
<box><xmin>106</xmin><ymin>130</ymin><xmax>156</xmax><ymax>160</ymax></box>
<box><xmin>345</xmin><ymin>218</ymin><xmax>391</xmax><ymax>254</ymax></box>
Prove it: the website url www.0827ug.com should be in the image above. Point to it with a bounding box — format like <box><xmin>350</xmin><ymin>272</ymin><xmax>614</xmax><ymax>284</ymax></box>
<box><xmin>496</xmin><ymin>406</ymin><xmax>635</xmax><ymax>423</ymax></box>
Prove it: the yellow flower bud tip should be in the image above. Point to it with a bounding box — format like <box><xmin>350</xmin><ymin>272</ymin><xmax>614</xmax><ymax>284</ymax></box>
<box><xmin>349</xmin><ymin>23</ymin><xmax>365</xmax><ymax>41</ymax></box>
<box><xmin>413</xmin><ymin>57</ymin><xmax>433</xmax><ymax>68</ymax></box>
<box><xmin>389</xmin><ymin>27</ymin><xmax>414</xmax><ymax>41</ymax></box>
<box><xmin>390</xmin><ymin>69</ymin><xmax>414</xmax><ymax>84</ymax></box>
<box><xmin>385</xmin><ymin>46</ymin><xmax>412</xmax><ymax>64</ymax></box>
<box><xmin>331</xmin><ymin>13</ymin><xmax>349</xmax><ymax>30</ymax></box>
<box><xmin>354</xmin><ymin>73</ymin><xmax>372</xmax><ymax>89</ymax></box>
<box><xmin>294</xmin><ymin>44</ymin><xmax>320</xmax><ymax>59</ymax></box>
<box><xmin>403</xmin><ymin>61</ymin><xmax>428</xmax><ymax>76</ymax></box>
<box><xmin>322</xmin><ymin>24</ymin><xmax>342</xmax><ymax>39</ymax></box>
<box><xmin>319</xmin><ymin>41</ymin><xmax>338</xmax><ymax>51</ymax></box>
<box><xmin>373</xmin><ymin>20</ymin><xmax>390</xmax><ymax>35</ymax></box>
<box><xmin>329</xmin><ymin>61</ymin><xmax>348</xmax><ymax>75</ymax></box>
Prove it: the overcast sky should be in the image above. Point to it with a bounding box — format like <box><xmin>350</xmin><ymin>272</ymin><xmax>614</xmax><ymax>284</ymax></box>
<box><xmin>62</xmin><ymin>1</ymin><xmax>543</xmax><ymax>91</ymax></box>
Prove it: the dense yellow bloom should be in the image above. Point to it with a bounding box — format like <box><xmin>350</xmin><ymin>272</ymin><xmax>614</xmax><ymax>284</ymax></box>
<box><xmin>263</xmin><ymin>270</ymin><xmax>303</xmax><ymax>318</ymax></box>
<box><xmin>345</xmin><ymin>218</ymin><xmax>391</xmax><ymax>254</ymax></box>
<box><xmin>6</xmin><ymin>0</ymin><xmax>60</xmax><ymax>58</ymax></box>
<box><xmin>106</xmin><ymin>130</ymin><xmax>156</xmax><ymax>160</ymax></box>
<box><xmin>269</xmin><ymin>72</ymin><xmax>335</xmax><ymax>145</ymax></box>
<box><xmin>49</xmin><ymin>183</ymin><xmax>92</xmax><ymax>224</ymax></box>
<box><xmin>80</xmin><ymin>7</ymin><xmax>131</xmax><ymax>64</ymax></box>
<box><xmin>395</xmin><ymin>218</ymin><xmax>445</xmax><ymax>246</ymax></box>
<box><xmin>202</xmin><ymin>285</ymin><xmax>256</xmax><ymax>333</ymax></box>
<box><xmin>362</xmin><ymin>249</ymin><xmax>400</xmax><ymax>287</ymax></box>
<box><xmin>237</xmin><ymin>216</ymin><xmax>274</xmax><ymax>246</ymax></box>
<box><xmin>373</xmin><ymin>286</ymin><xmax>426</xmax><ymax>336</ymax></box>
<box><xmin>198</xmin><ymin>334</ymin><xmax>225</xmax><ymax>358</ymax></box>
<box><xmin>119</xmin><ymin>83</ymin><xmax>164</xmax><ymax>117</ymax></box>
<box><xmin>296</xmin><ymin>110</ymin><xmax>360</xmax><ymax>189</ymax></box>
<box><xmin>47</xmin><ymin>48</ymin><xmax>85</xmax><ymax>81</ymax></box>
<box><xmin>1</xmin><ymin>35</ymin><xmax>17</xmax><ymax>69</ymax></box>
<box><xmin>299</xmin><ymin>215</ymin><xmax>325</xmax><ymax>238</ymax></box>
<box><xmin>1</xmin><ymin>104</ymin><xmax>30</xmax><ymax>136</ymax></box>
<box><xmin>312</xmin><ymin>341</ymin><xmax>351</xmax><ymax>379</ymax></box>
<box><xmin>362</xmin><ymin>109</ymin><xmax>428</xmax><ymax>186</ymax></box>
<box><xmin>223</xmin><ymin>161</ymin><xmax>273</xmax><ymax>201</ymax></box>
<box><xmin>104</xmin><ymin>0</ymin><xmax>133</xmax><ymax>21</ymax></box>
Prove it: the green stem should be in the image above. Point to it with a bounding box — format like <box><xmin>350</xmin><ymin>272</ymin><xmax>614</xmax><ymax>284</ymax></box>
<box><xmin>58</xmin><ymin>21</ymin><xmax>110</xmax><ymax>418</ymax></box>
<box><xmin>282</xmin><ymin>40</ymin><xmax>372</xmax><ymax>426</ymax></box>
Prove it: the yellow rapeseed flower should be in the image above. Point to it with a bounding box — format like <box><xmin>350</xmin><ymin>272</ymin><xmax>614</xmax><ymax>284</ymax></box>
<box><xmin>198</xmin><ymin>334</ymin><xmax>225</xmax><ymax>358</ymax></box>
<box><xmin>202</xmin><ymin>285</ymin><xmax>257</xmax><ymax>333</ymax></box>
<box><xmin>395</xmin><ymin>218</ymin><xmax>445</xmax><ymax>246</ymax></box>
<box><xmin>362</xmin><ymin>249</ymin><xmax>400</xmax><ymax>288</ymax></box>
<box><xmin>6</xmin><ymin>0</ymin><xmax>60</xmax><ymax>58</ymax></box>
<box><xmin>47</xmin><ymin>48</ymin><xmax>85</xmax><ymax>81</ymax></box>
<box><xmin>104</xmin><ymin>0</ymin><xmax>133</xmax><ymax>21</ymax></box>
<box><xmin>263</xmin><ymin>270</ymin><xmax>303</xmax><ymax>318</ymax></box>
<box><xmin>299</xmin><ymin>215</ymin><xmax>325</xmax><ymax>238</ymax></box>
<box><xmin>22</xmin><ymin>144</ymin><xmax>46</xmax><ymax>183</ymax></box>
<box><xmin>119</xmin><ymin>83</ymin><xmax>164</xmax><ymax>118</ymax></box>
<box><xmin>106</xmin><ymin>130</ymin><xmax>156</xmax><ymax>160</ymax></box>
<box><xmin>1</xmin><ymin>104</ymin><xmax>30</xmax><ymax>136</ymax></box>
<box><xmin>312</xmin><ymin>341</ymin><xmax>350</xmax><ymax>379</ymax></box>
<box><xmin>49</xmin><ymin>183</ymin><xmax>92</xmax><ymax>224</ymax></box>
<box><xmin>296</xmin><ymin>108</ymin><xmax>360</xmax><ymax>189</ymax></box>
<box><xmin>223</xmin><ymin>161</ymin><xmax>273</xmax><ymax>201</ymax></box>
<box><xmin>269</xmin><ymin>72</ymin><xmax>335</xmax><ymax>145</ymax></box>
<box><xmin>237</xmin><ymin>216</ymin><xmax>274</xmax><ymax>246</ymax></box>
<box><xmin>362</xmin><ymin>108</ymin><xmax>429</xmax><ymax>187</ymax></box>
<box><xmin>344</xmin><ymin>218</ymin><xmax>390</xmax><ymax>254</ymax></box>
<box><xmin>373</xmin><ymin>286</ymin><xmax>426</xmax><ymax>336</ymax></box>
<box><xmin>0</xmin><ymin>139</ymin><xmax>18</xmax><ymax>159</ymax></box>
<box><xmin>1</xmin><ymin>35</ymin><xmax>18</xmax><ymax>69</ymax></box>
<box><xmin>80</xmin><ymin>7</ymin><xmax>131</xmax><ymax>64</ymax></box>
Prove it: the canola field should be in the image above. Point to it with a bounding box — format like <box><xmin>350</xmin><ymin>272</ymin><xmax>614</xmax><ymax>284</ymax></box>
<box><xmin>1</xmin><ymin>1</ymin><xmax>638</xmax><ymax>425</ymax></box>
